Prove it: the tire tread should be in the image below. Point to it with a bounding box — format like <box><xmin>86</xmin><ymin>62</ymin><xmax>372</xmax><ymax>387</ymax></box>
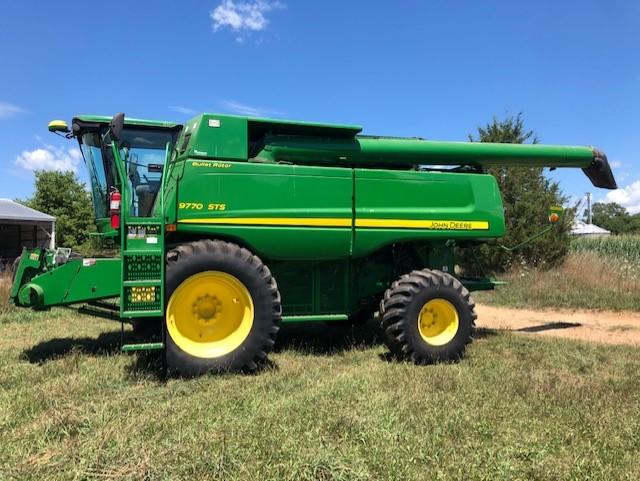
<box><xmin>379</xmin><ymin>269</ymin><xmax>476</xmax><ymax>363</ymax></box>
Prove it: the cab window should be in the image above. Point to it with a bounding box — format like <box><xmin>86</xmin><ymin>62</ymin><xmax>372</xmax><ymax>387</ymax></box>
<box><xmin>119</xmin><ymin>128</ymin><xmax>174</xmax><ymax>217</ymax></box>
<box><xmin>79</xmin><ymin>132</ymin><xmax>110</xmax><ymax>218</ymax></box>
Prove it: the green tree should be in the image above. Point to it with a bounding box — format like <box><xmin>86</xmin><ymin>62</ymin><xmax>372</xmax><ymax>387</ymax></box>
<box><xmin>24</xmin><ymin>170</ymin><xmax>95</xmax><ymax>249</ymax></box>
<box><xmin>461</xmin><ymin>113</ymin><xmax>570</xmax><ymax>273</ymax></box>
<box><xmin>588</xmin><ymin>202</ymin><xmax>640</xmax><ymax>234</ymax></box>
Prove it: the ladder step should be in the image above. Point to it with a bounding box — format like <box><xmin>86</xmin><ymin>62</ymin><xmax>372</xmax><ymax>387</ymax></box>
<box><xmin>123</xmin><ymin>279</ymin><xmax>162</xmax><ymax>287</ymax></box>
<box><xmin>125</xmin><ymin>218</ymin><xmax>163</xmax><ymax>226</ymax></box>
<box><xmin>122</xmin><ymin>342</ymin><xmax>164</xmax><ymax>352</ymax></box>
<box><xmin>121</xmin><ymin>310</ymin><xmax>164</xmax><ymax>318</ymax></box>
<box><xmin>124</xmin><ymin>249</ymin><xmax>164</xmax><ymax>256</ymax></box>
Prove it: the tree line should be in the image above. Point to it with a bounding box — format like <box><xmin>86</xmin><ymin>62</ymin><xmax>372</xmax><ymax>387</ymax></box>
<box><xmin>588</xmin><ymin>202</ymin><xmax>640</xmax><ymax>235</ymax></box>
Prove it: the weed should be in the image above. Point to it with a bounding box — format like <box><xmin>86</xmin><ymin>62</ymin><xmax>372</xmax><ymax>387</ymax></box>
<box><xmin>477</xmin><ymin>251</ymin><xmax>640</xmax><ymax>311</ymax></box>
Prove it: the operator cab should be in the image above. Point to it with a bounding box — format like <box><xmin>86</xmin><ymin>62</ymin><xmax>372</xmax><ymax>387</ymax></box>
<box><xmin>70</xmin><ymin>116</ymin><xmax>181</xmax><ymax>229</ymax></box>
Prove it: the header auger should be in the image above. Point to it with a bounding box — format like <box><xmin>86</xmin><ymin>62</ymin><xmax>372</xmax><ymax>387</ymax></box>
<box><xmin>10</xmin><ymin>112</ymin><xmax>616</xmax><ymax>375</ymax></box>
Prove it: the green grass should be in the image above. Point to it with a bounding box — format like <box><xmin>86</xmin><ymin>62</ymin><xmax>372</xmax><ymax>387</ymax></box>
<box><xmin>1</xmin><ymin>308</ymin><xmax>639</xmax><ymax>480</ymax></box>
<box><xmin>478</xmin><ymin>235</ymin><xmax>640</xmax><ymax>311</ymax></box>
<box><xmin>476</xmin><ymin>250</ymin><xmax>640</xmax><ymax>311</ymax></box>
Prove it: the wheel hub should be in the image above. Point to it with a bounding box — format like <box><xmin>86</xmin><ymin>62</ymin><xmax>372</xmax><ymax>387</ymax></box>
<box><xmin>166</xmin><ymin>271</ymin><xmax>255</xmax><ymax>358</ymax></box>
<box><xmin>193</xmin><ymin>294</ymin><xmax>222</xmax><ymax>322</ymax></box>
<box><xmin>417</xmin><ymin>298</ymin><xmax>459</xmax><ymax>346</ymax></box>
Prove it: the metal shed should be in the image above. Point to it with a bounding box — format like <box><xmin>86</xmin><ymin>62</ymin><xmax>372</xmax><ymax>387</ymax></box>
<box><xmin>570</xmin><ymin>220</ymin><xmax>611</xmax><ymax>237</ymax></box>
<box><xmin>0</xmin><ymin>199</ymin><xmax>55</xmax><ymax>266</ymax></box>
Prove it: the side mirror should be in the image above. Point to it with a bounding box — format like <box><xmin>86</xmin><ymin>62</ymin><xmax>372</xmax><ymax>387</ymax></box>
<box><xmin>109</xmin><ymin>112</ymin><xmax>125</xmax><ymax>141</ymax></box>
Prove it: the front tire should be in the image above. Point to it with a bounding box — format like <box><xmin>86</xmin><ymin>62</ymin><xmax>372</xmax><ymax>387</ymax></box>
<box><xmin>165</xmin><ymin>240</ymin><xmax>281</xmax><ymax>376</ymax></box>
<box><xmin>380</xmin><ymin>269</ymin><xmax>476</xmax><ymax>363</ymax></box>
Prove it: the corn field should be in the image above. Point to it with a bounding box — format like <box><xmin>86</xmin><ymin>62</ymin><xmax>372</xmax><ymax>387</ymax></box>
<box><xmin>571</xmin><ymin>235</ymin><xmax>640</xmax><ymax>264</ymax></box>
<box><xmin>571</xmin><ymin>235</ymin><xmax>640</xmax><ymax>283</ymax></box>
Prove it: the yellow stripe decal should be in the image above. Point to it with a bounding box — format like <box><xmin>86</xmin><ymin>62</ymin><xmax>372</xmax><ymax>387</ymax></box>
<box><xmin>179</xmin><ymin>217</ymin><xmax>352</xmax><ymax>227</ymax></box>
<box><xmin>179</xmin><ymin>217</ymin><xmax>489</xmax><ymax>230</ymax></box>
<box><xmin>355</xmin><ymin>219</ymin><xmax>489</xmax><ymax>230</ymax></box>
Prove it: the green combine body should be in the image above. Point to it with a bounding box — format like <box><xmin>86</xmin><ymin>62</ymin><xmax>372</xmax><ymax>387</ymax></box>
<box><xmin>10</xmin><ymin>113</ymin><xmax>616</xmax><ymax>375</ymax></box>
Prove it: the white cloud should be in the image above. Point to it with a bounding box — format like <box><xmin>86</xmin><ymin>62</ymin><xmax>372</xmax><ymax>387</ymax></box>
<box><xmin>169</xmin><ymin>105</ymin><xmax>199</xmax><ymax>115</ymax></box>
<box><xmin>604</xmin><ymin>180</ymin><xmax>640</xmax><ymax>214</ymax></box>
<box><xmin>15</xmin><ymin>145</ymin><xmax>82</xmax><ymax>173</ymax></box>
<box><xmin>0</xmin><ymin>101</ymin><xmax>27</xmax><ymax>119</ymax></box>
<box><xmin>220</xmin><ymin>100</ymin><xmax>283</xmax><ymax>117</ymax></box>
<box><xmin>610</xmin><ymin>160</ymin><xmax>623</xmax><ymax>169</ymax></box>
<box><xmin>210</xmin><ymin>0</ymin><xmax>284</xmax><ymax>41</ymax></box>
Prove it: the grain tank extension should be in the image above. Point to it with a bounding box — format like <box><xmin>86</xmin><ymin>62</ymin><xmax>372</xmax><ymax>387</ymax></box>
<box><xmin>10</xmin><ymin>113</ymin><xmax>616</xmax><ymax>375</ymax></box>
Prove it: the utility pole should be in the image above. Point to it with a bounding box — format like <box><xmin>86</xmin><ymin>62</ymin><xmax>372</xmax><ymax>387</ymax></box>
<box><xmin>586</xmin><ymin>192</ymin><xmax>592</xmax><ymax>224</ymax></box>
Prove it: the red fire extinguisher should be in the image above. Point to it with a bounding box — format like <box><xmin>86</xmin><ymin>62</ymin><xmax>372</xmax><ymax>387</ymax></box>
<box><xmin>109</xmin><ymin>188</ymin><xmax>121</xmax><ymax>229</ymax></box>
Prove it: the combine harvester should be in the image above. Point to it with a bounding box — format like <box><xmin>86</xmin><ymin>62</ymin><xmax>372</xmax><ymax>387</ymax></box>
<box><xmin>10</xmin><ymin>113</ymin><xmax>616</xmax><ymax>375</ymax></box>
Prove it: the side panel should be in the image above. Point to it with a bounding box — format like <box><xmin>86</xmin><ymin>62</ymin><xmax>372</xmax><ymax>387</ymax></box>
<box><xmin>353</xmin><ymin>170</ymin><xmax>505</xmax><ymax>257</ymax></box>
<box><xmin>271</xmin><ymin>260</ymin><xmax>349</xmax><ymax>316</ymax></box>
<box><xmin>175</xmin><ymin>160</ymin><xmax>353</xmax><ymax>260</ymax></box>
<box><xmin>18</xmin><ymin>258</ymin><xmax>121</xmax><ymax>307</ymax></box>
<box><xmin>180</xmin><ymin>115</ymin><xmax>248</xmax><ymax>161</ymax></box>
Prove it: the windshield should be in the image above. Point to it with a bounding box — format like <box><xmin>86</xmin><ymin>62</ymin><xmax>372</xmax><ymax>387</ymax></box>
<box><xmin>78</xmin><ymin>126</ymin><xmax>177</xmax><ymax>220</ymax></box>
<box><xmin>80</xmin><ymin>132</ymin><xmax>112</xmax><ymax>218</ymax></box>
<box><xmin>119</xmin><ymin>128</ymin><xmax>174</xmax><ymax>217</ymax></box>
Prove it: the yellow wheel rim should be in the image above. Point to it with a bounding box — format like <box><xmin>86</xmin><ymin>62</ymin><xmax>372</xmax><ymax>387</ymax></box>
<box><xmin>417</xmin><ymin>298</ymin><xmax>459</xmax><ymax>346</ymax></box>
<box><xmin>166</xmin><ymin>271</ymin><xmax>254</xmax><ymax>358</ymax></box>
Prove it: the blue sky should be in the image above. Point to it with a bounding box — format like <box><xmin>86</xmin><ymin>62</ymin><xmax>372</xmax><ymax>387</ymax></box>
<box><xmin>1</xmin><ymin>0</ymin><xmax>638</xmax><ymax>211</ymax></box>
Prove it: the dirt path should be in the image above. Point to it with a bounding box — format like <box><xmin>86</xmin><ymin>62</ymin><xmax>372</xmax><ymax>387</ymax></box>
<box><xmin>476</xmin><ymin>304</ymin><xmax>640</xmax><ymax>346</ymax></box>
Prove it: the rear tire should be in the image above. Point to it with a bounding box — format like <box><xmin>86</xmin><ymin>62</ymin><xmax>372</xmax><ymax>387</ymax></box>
<box><xmin>380</xmin><ymin>269</ymin><xmax>476</xmax><ymax>363</ymax></box>
<box><xmin>164</xmin><ymin>240</ymin><xmax>281</xmax><ymax>376</ymax></box>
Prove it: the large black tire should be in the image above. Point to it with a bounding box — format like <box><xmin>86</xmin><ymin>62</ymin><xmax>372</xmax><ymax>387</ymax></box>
<box><xmin>165</xmin><ymin>240</ymin><xmax>281</xmax><ymax>376</ymax></box>
<box><xmin>380</xmin><ymin>269</ymin><xmax>476</xmax><ymax>363</ymax></box>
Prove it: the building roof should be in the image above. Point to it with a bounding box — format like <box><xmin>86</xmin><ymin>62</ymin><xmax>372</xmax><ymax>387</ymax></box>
<box><xmin>0</xmin><ymin>199</ymin><xmax>55</xmax><ymax>222</ymax></box>
<box><xmin>571</xmin><ymin>220</ymin><xmax>610</xmax><ymax>235</ymax></box>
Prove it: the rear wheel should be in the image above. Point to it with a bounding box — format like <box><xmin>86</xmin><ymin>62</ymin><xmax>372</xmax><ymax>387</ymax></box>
<box><xmin>165</xmin><ymin>240</ymin><xmax>281</xmax><ymax>376</ymax></box>
<box><xmin>380</xmin><ymin>269</ymin><xmax>476</xmax><ymax>363</ymax></box>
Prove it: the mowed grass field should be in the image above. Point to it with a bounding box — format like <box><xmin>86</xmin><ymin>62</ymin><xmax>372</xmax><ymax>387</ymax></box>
<box><xmin>1</xmin><ymin>302</ymin><xmax>639</xmax><ymax>480</ymax></box>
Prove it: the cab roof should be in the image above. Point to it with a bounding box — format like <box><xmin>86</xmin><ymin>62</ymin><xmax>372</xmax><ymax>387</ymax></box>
<box><xmin>73</xmin><ymin>115</ymin><xmax>181</xmax><ymax>129</ymax></box>
<box><xmin>73</xmin><ymin>113</ymin><xmax>362</xmax><ymax>137</ymax></box>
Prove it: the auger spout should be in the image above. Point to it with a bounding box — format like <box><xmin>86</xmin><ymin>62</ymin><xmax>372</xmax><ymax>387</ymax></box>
<box><xmin>255</xmin><ymin>136</ymin><xmax>617</xmax><ymax>189</ymax></box>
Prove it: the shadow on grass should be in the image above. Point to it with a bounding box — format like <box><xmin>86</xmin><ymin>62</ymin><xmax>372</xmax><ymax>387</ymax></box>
<box><xmin>516</xmin><ymin>321</ymin><xmax>581</xmax><ymax>333</ymax></box>
<box><xmin>20</xmin><ymin>321</ymin><xmax>499</xmax><ymax>375</ymax></box>
<box><xmin>21</xmin><ymin>330</ymin><xmax>166</xmax><ymax>379</ymax></box>
<box><xmin>22</xmin><ymin>331</ymin><xmax>123</xmax><ymax>363</ymax></box>
<box><xmin>374</xmin><ymin>327</ymin><xmax>500</xmax><ymax>363</ymax></box>
<box><xmin>474</xmin><ymin>327</ymin><xmax>500</xmax><ymax>339</ymax></box>
<box><xmin>274</xmin><ymin>320</ymin><xmax>383</xmax><ymax>355</ymax></box>
<box><xmin>272</xmin><ymin>320</ymin><xmax>500</xmax><ymax>356</ymax></box>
